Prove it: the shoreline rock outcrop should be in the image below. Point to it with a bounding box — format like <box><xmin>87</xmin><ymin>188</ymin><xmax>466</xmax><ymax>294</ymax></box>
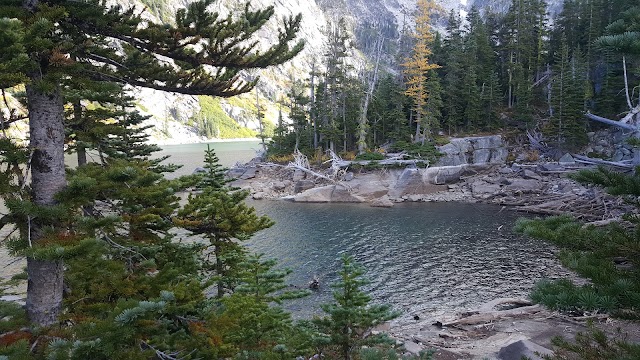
<box><xmin>227</xmin><ymin>134</ymin><xmax>628</xmax><ymax>222</ymax></box>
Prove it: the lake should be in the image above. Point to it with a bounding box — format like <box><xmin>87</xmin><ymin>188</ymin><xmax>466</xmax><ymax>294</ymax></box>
<box><xmin>153</xmin><ymin>140</ymin><xmax>263</xmax><ymax>179</ymax></box>
<box><xmin>162</xmin><ymin>141</ymin><xmax>572</xmax><ymax>321</ymax></box>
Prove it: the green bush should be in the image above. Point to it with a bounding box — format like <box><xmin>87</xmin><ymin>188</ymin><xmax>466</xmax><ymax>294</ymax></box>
<box><xmin>542</xmin><ymin>326</ymin><xmax>640</xmax><ymax>360</ymax></box>
<box><xmin>388</xmin><ymin>141</ymin><xmax>441</xmax><ymax>162</ymax></box>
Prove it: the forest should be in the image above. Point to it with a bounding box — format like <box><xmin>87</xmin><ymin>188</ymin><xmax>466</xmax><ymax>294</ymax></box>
<box><xmin>269</xmin><ymin>0</ymin><xmax>640</xmax><ymax>161</ymax></box>
<box><xmin>0</xmin><ymin>0</ymin><xmax>640</xmax><ymax>359</ymax></box>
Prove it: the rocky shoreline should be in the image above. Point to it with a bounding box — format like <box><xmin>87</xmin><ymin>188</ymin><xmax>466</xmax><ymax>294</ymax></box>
<box><xmin>225</xmin><ymin>135</ymin><xmax>638</xmax><ymax>359</ymax></box>
<box><xmin>228</xmin><ymin>136</ymin><xmax>614</xmax><ymax>222</ymax></box>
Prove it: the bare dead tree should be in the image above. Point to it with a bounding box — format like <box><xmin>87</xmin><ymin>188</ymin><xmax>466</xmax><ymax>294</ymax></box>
<box><xmin>357</xmin><ymin>36</ymin><xmax>384</xmax><ymax>154</ymax></box>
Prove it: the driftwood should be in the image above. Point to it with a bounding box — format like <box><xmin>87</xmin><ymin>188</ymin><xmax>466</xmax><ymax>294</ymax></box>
<box><xmin>572</xmin><ymin>154</ymin><xmax>633</xmax><ymax>169</ymax></box>
<box><xmin>440</xmin><ymin>298</ymin><xmax>542</xmax><ymax>327</ymax></box>
<box><xmin>585</xmin><ymin>112</ymin><xmax>638</xmax><ymax>131</ymax></box>
<box><xmin>334</xmin><ymin>159</ymin><xmax>427</xmax><ymax>168</ymax></box>
<box><xmin>582</xmin><ymin>218</ymin><xmax>623</xmax><ymax>228</ymax></box>
<box><xmin>478</xmin><ymin>298</ymin><xmax>533</xmax><ymax>312</ymax></box>
<box><xmin>514</xmin><ymin>190</ymin><xmax>631</xmax><ymax>222</ymax></box>
<box><xmin>288</xmin><ymin>149</ymin><xmax>336</xmax><ymax>183</ymax></box>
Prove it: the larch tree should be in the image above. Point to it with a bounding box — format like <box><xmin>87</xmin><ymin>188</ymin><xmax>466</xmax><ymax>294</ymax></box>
<box><xmin>402</xmin><ymin>0</ymin><xmax>441</xmax><ymax>143</ymax></box>
<box><xmin>0</xmin><ymin>0</ymin><xmax>303</xmax><ymax>327</ymax></box>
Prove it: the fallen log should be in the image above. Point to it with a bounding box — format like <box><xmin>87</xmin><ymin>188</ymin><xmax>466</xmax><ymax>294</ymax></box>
<box><xmin>582</xmin><ymin>218</ymin><xmax>623</xmax><ymax>228</ymax></box>
<box><xmin>334</xmin><ymin>159</ymin><xmax>427</xmax><ymax>168</ymax></box>
<box><xmin>573</xmin><ymin>156</ymin><xmax>633</xmax><ymax>169</ymax></box>
<box><xmin>442</xmin><ymin>305</ymin><xmax>542</xmax><ymax>327</ymax></box>
<box><xmin>478</xmin><ymin>298</ymin><xmax>534</xmax><ymax>312</ymax></box>
<box><xmin>585</xmin><ymin>112</ymin><xmax>638</xmax><ymax>131</ymax></box>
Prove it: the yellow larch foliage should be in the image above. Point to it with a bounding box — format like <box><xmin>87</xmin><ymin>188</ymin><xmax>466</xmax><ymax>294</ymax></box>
<box><xmin>402</xmin><ymin>0</ymin><xmax>441</xmax><ymax>140</ymax></box>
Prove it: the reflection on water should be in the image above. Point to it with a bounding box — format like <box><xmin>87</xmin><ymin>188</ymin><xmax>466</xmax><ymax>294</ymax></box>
<box><xmin>244</xmin><ymin>201</ymin><xmax>571</xmax><ymax>321</ymax></box>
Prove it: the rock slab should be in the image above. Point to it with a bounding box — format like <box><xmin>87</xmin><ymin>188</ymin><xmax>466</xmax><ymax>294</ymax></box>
<box><xmin>437</xmin><ymin>135</ymin><xmax>508</xmax><ymax>166</ymax></box>
<box><xmin>497</xmin><ymin>339</ymin><xmax>554</xmax><ymax>360</ymax></box>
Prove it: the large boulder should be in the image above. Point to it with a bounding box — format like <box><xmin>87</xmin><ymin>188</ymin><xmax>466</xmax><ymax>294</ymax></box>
<box><xmin>293</xmin><ymin>185</ymin><xmax>365</xmax><ymax>203</ymax></box>
<box><xmin>471</xmin><ymin>181</ymin><xmax>501</xmax><ymax>196</ymax></box>
<box><xmin>294</xmin><ymin>180</ymin><xmax>315</xmax><ymax>193</ymax></box>
<box><xmin>505</xmin><ymin>179</ymin><xmax>544</xmax><ymax>193</ymax></box>
<box><xmin>473</xmin><ymin>135</ymin><xmax>503</xmax><ymax>149</ymax></box>
<box><xmin>388</xmin><ymin>168</ymin><xmax>446</xmax><ymax>197</ymax></box>
<box><xmin>437</xmin><ymin>135</ymin><xmax>508</xmax><ymax>167</ymax></box>
<box><xmin>472</xmin><ymin>148</ymin><xmax>492</xmax><ymax>164</ymax></box>
<box><xmin>371</xmin><ymin>195</ymin><xmax>394</xmax><ymax>208</ymax></box>
<box><xmin>437</xmin><ymin>143</ymin><xmax>469</xmax><ymax>166</ymax></box>
<box><xmin>497</xmin><ymin>339</ymin><xmax>553</xmax><ymax>360</ymax></box>
<box><xmin>226</xmin><ymin>167</ymin><xmax>246</xmax><ymax>179</ymax></box>
<box><xmin>239</xmin><ymin>167</ymin><xmax>258</xmax><ymax>180</ymax></box>
<box><xmin>423</xmin><ymin>165</ymin><xmax>466</xmax><ymax>185</ymax></box>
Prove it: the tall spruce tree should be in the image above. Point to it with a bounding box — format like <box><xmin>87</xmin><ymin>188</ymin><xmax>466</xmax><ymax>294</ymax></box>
<box><xmin>441</xmin><ymin>9</ymin><xmax>465</xmax><ymax>133</ymax></box>
<box><xmin>0</xmin><ymin>0</ymin><xmax>302</xmax><ymax>326</ymax></box>
<box><xmin>547</xmin><ymin>37</ymin><xmax>588</xmax><ymax>150</ymax></box>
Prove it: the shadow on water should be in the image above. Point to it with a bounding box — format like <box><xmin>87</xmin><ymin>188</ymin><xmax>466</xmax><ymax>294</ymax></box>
<box><xmin>245</xmin><ymin>201</ymin><xmax>572</xmax><ymax>321</ymax></box>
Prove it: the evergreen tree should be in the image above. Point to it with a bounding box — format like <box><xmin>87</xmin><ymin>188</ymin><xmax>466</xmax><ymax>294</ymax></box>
<box><xmin>207</xmin><ymin>254</ymin><xmax>309</xmax><ymax>358</ymax></box>
<box><xmin>198</xmin><ymin>145</ymin><xmax>229</xmax><ymax>190</ymax></box>
<box><xmin>424</xmin><ymin>70</ymin><xmax>444</xmax><ymax>134</ymax></box>
<box><xmin>441</xmin><ymin>9</ymin><xmax>465</xmax><ymax>133</ymax></box>
<box><xmin>173</xmin><ymin>150</ymin><xmax>273</xmax><ymax>298</ymax></box>
<box><xmin>321</xmin><ymin>18</ymin><xmax>351</xmax><ymax>152</ymax></box>
<box><xmin>368</xmin><ymin>74</ymin><xmax>411</xmax><ymax>145</ymax></box>
<box><xmin>547</xmin><ymin>37</ymin><xmax>589</xmax><ymax>150</ymax></box>
<box><xmin>402</xmin><ymin>0</ymin><xmax>441</xmax><ymax>142</ymax></box>
<box><xmin>313</xmin><ymin>255</ymin><xmax>399</xmax><ymax>360</ymax></box>
<box><xmin>0</xmin><ymin>0</ymin><xmax>303</xmax><ymax>326</ymax></box>
<box><xmin>500</xmin><ymin>0</ymin><xmax>549</xmax><ymax>127</ymax></box>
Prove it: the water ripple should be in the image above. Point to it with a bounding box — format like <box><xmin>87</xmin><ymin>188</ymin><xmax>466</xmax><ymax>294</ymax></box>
<box><xmin>245</xmin><ymin>201</ymin><xmax>574</xmax><ymax>321</ymax></box>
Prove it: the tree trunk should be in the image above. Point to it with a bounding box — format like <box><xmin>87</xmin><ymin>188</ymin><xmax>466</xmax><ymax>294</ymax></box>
<box><xmin>357</xmin><ymin>37</ymin><xmax>383</xmax><ymax>154</ymax></box>
<box><xmin>215</xmin><ymin>244</ymin><xmax>224</xmax><ymax>298</ymax></box>
<box><xmin>73</xmin><ymin>102</ymin><xmax>88</xmax><ymax>167</ymax></box>
<box><xmin>25</xmin><ymin>82</ymin><xmax>66</xmax><ymax>327</ymax></box>
<box><xmin>311</xmin><ymin>61</ymin><xmax>318</xmax><ymax>149</ymax></box>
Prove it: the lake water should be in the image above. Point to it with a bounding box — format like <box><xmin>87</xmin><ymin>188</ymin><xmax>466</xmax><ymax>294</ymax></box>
<box><xmin>159</xmin><ymin>141</ymin><xmax>571</xmax><ymax>321</ymax></box>
<box><xmin>154</xmin><ymin>140</ymin><xmax>263</xmax><ymax>179</ymax></box>
<box><xmin>244</xmin><ymin>201</ymin><xmax>571</xmax><ymax>321</ymax></box>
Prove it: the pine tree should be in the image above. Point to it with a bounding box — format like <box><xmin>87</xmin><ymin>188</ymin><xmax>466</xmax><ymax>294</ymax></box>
<box><xmin>198</xmin><ymin>145</ymin><xmax>229</xmax><ymax>190</ymax></box>
<box><xmin>206</xmin><ymin>253</ymin><xmax>309</xmax><ymax>358</ymax></box>
<box><xmin>500</xmin><ymin>0</ymin><xmax>549</xmax><ymax>126</ymax></box>
<box><xmin>547</xmin><ymin>37</ymin><xmax>588</xmax><ymax>150</ymax></box>
<box><xmin>402</xmin><ymin>0</ymin><xmax>441</xmax><ymax>142</ymax></box>
<box><xmin>424</xmin><ymin>70</ymin><xmax>444</xmax><ymax>134</ymax></box>
<box><xmin>0</xmin><ymin>0</ymin><xmax>303</xmax><ymax>326</ymax></box>
<box><xmin>368</xmin><ymin>74</ymin><xmax>411</xmax><ymax>145</ymax></box>
<box><xmin>441</xmin><ymin>9</ymin><xmax>465</xmax><ymax>133</ymax></box>
<box><xmin>173</xmin><ymin>150</ymin><xmax>273</xmax><ymax>298</ymax></box>
<box><xmin>313</xmin><ymin>255</ymin><xmax>399</xmax><ymax>360</ymax></box>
